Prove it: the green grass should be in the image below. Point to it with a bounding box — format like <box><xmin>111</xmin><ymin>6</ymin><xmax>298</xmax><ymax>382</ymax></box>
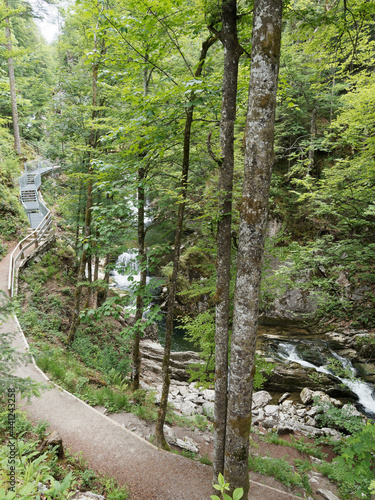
<box><xmin>248</xmin><ymin>454</ymin><xmax>312</xmax><ymax>495</ymax></box>
<box><xmin>260</xmin><ymin>432</ymin><xmax>326</xmax><ymax>459</ymax></box>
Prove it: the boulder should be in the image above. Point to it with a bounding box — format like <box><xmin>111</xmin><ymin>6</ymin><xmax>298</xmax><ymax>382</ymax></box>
<box><xmin>72</xmin><ymin>493</ymin><xmax>105</xmax><ymax>500</ymax></box>
<box><xmin>264</xmin><ymin>405</ymin><xmax>279</xmax><ymax>416</ymax></box>
<box><xmin>40</xmin><ymin>430</ymin><xmax>64</xmax><ymax>458</ymax></box>
<box><xmin>175</xmin><ymin>436</ymin><xmax>199</xmax><ymax>453</ymax></box>
<box><xmin>252</xmin><ymin>391</ymin><xmax>272</xmax><ymax>409</ymax></box>
<box><xmin>316</xmin><ymin>490</ymin><xmax>340</xmax><ymax>500</ymax></box>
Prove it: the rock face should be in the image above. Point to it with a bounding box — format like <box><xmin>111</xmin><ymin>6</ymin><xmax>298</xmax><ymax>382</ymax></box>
<box><xmin>261</xmin><ymin>287</ymin><xmax>317</xmax><ymax>325</ymax></box>
<box><xmin>264</xmin><ymin>363</ymin><xmax>358</xmax><ymax>401</ymax></box>
<box><xmin>140</xmin><ymin>340</ymin><xmax>203</xmax><ymax>382</ymax></box>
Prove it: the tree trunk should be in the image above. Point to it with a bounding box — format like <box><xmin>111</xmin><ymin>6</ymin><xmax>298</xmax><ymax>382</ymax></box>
<box><xmin>5</xmin><ymin>14</ymin><xmax>21</xmax><ymax>155</ymax></box>
<box><xmin>68</xmin><ymin>32</ymin><xmax>104</xmax><ymax>343</ymax></box>
<box><xmin>308</xmin><ymin>104</ymin><xmax>317</xmax><ymax>174</ymax></box>
<box><xmin>213</xmin><ymin>0</ymin><xmax>243</xmax><ymax>483</ymax></box>
<box><xmin>223</xmin><ymin>0</ymin><xmax>282</xmax><ymax>496</ymax></box>
<box><xmin>131</xmin><ymin>166</ymin><xmax>147</xmax><ymax>391</ymax></box>
<box><xmin>155</xmin><ymin>34</ymin><xmax>218</xmax><ymax>449</ymax></box>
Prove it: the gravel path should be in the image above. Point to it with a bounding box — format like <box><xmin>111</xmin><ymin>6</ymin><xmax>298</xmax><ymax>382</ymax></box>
<box><xmin>1</xmin><ymin>243</ymin><xmax>304</xmax><ymax>500</ymax></box>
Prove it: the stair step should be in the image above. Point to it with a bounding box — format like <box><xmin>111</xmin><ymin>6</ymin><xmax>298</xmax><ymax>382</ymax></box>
<box><xmin>21</xmin><ymin>190</ymin><xmax>38</xmax><ymax>202</ymax></box>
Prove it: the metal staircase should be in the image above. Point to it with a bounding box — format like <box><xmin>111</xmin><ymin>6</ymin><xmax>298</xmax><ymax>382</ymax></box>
<box><xmin>19</xmin><ymin>159</ymin><xmax>54</xmax><ymax>229</ymax></box>
<box><xmin>8</xmin><ymin>158</ymin><xmax>62</xmax><ymax>297</ymax></box>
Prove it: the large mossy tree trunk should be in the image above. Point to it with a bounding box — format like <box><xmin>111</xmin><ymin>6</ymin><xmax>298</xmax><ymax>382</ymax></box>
<box><xmin>223</xmin><ymin>0</ymin><xmax>282</xmax><ymax>496</ymax></box>
<box><xmin>213</xmin><ymin>0</ymin><xmax>243</xmax><ymax>483</ymax></box>
<box><xmin>154</xmin><ymin>34</ymin><xmax>218</xmax><ymax>449</ymax></box>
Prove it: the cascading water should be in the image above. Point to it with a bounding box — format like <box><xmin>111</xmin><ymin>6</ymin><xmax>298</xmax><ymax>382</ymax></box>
<box><xmin>111</xmin><ymin>250</ymin><xmax>149</xmax><ymax>291</ymax></box>
<box><xmin>275</xmin><ymin>341</ymin><xmax>375</xmax><ymax>418</ymax></box>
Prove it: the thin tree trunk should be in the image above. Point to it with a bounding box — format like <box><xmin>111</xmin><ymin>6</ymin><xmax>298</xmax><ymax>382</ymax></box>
<box><xmin>5</xmin><ymin>13</ymin><xmax>21</xmax><ymax>155</ymax></box>
<box><xmin>131</xmin><ymin>166</ymin><xmax>147</xmax><ymax>391</ymax></box>
<box><xmin>67</xmin><ymin>173</ymin><xmax>93</xmax><ymax>343</ymax></box>
<box><xmin>213</xmin><ymin>0</ymin><xmax>243</xmax><ymax>482</ymax></box>
<box><xmin>155</xmin><ymin>34</ymin><xmax>218</xmax><ymax>449</ymax></box>
<box><xmin>308</xmin><ymin>104</ymin><xmax>317</xmax><ymax>174</ymax></box>
<box><xmin>131</xmin><ymin>46</ymin><xmax>151</xmax><ymax>391</ymax></box>
<box><xmin>223</xmin><ymin>0</ymin><xmax>282</xmax><ymax>496</ymax></box>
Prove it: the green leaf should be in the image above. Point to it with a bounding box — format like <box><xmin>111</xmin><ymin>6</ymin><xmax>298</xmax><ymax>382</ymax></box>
<box><xmin>233</xmin><ymin>488</ymin><xmax>244</xmax><ymax>500</ymax></box>
<box><xmin>217</xmin><ymin>473</ymin><xmax>224</xmax><ymax>486</ymax></box>
<box><xmin>210</xmin><ymin>496</ymin><xmax>221</xmax><ymax>500</ymax></box>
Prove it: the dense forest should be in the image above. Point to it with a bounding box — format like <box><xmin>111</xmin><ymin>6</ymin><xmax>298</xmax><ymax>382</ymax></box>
<box><xmin>0</xmin><ymin>0</ymin><xmax>375</xmax><ymax>498</ymax></box>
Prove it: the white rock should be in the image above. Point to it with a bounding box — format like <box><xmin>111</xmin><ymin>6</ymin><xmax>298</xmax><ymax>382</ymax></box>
<box><xmin>203</xmin><ymin>389</ymin><xmax>215</xmax><ymax>401</ymax></box>
<box><xmin>164</xmin><ymin>424</ymin><xmax>177</xmax><ymax>443</ymax></box>
<box><xmin>316</xmin><ymin>489</ymin><xmax>341</xmax><ymax>500</ymax></box>
<box><xmin>305</xmin><ymin>417</ymin><xmax>316</xmax><ymax>427</ymax></box>
<box><xmin>202</xmin><ymin>402</ymin><xmax>214</xmax><ymax>418</ymax></box>
<box><xmin>342</xmin><ymin>403</ymin><xmax>362</xmax><ymax>417</ymax></box>
<box><xmin>300</xmin><ymin>388</ymin><xmax>314</xmax><ymax>404</ymax></box>
<box><xmin>180</xmin><ymin>401</ymin><xmax>197</xmax><ymax>416</ymax></box>
<box><xmin>278</xmin><ymin>392</ymin><xmax>290</xmax><ymax>404</ymax></box>
<box><xmin>72</xmin><ymin>493</ymin><xmax>105</xmax><ymax>500</ymax></box>
<box><xmin>175</xmin><ymin>436</ymin><xmax>199</xmax><ymax>453</ymax></box>
<box><xmin>322</xmin><ymin>428</ymin><xmax>342</xmax><ymax>441</ymax></box>
<box><xmin>263</xmin><ymin>417</ymin><xmax>277</xmax><ymax>429</ymax></box>
<box><xmin>252</xmin><ymin>391</ymin><xmax>272</xmax><ymax>409</ymax></box>
<box><xmin>280</xmin><ymin>400</ymin><xmax>295</xmax><ymax>415</ymax></box>
<box><xmin>179</xmin><ymin>385</ymin><xmax>191</xmax><ymax>397</ymax></box>
<box><xmin>264</xmin><ymin>405</ymin><xmax>279</xmax><ymax>416</ymax></box>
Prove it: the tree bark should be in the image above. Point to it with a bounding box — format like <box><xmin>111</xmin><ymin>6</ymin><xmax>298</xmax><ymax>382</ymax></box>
<box><xmin>5</xmin><ymin>13</ymin><xmax>21</xmax><ymax>155</ymax></box>
<box><xmin>131</xmin><ymin>165</ymin><xmax>147</xmax><ymax>391</ymax></box>
<box><xmin>68</xmin><ymin>32</ymin><xmax>104</xmax><ymax>343</ymax></box>
<box><xmin>213</xmin><ymin>0</ymin><xmax>243</xmax><ymax>483</ymax></box>
<box><xmin>223</xmin><ymin>0</ymin><xmax>282</xmax><ymax>496</ymax></box>
<box><xmin>155</xmin><ymin>34</ymin><xmax>218</xmax><ymax>449</ymax></box>
<box><xmin>308</xmin><ymin>104</ymin><xmax>317</xmax><ymax>174</ymax></box>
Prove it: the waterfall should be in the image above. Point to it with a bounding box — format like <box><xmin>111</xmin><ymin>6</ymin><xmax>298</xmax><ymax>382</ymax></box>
<box><xmin>111</xmin><ymin>250</ymin><xmax>147</xmax><ymax>291</ymax></box>
<box><xmin>276</xmin><ymin>341</ymin><xmax>375</xmax><ymax>417</ymax></box>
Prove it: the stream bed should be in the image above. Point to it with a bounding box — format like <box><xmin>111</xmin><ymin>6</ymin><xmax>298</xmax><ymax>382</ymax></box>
<box><xmin>112</xmin><ymin>251</ymin><xmax>375</xmax><ymax>418</ymax></box>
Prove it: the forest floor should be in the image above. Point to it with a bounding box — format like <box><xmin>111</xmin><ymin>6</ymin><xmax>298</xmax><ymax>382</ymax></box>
<box><xmin>0</xmin><ymin>241</ymin><xmax>346</xmax><ymax>500</ymax></box>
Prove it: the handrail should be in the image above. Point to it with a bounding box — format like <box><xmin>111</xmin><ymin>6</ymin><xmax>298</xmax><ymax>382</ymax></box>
<box><xmin>8</xmin><ymin>159</ymin><xmax>57</xmax><ymax>298</ymax></box>
<box><xmin>8</xmin><ymin>211</ymin><xmax>53</xmax><ymax>297</ymax></box>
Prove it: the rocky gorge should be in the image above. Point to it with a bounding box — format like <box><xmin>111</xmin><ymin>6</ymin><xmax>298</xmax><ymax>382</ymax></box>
<box><xmin>136</xmin><ymin>338</ymin><xmax>372</xmax><ymax>453</ymax></box>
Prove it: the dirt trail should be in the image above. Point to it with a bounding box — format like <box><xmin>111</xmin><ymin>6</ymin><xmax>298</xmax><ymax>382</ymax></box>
<box><xmin>1</xmin><ymin>244</ymin><xmax>306</xmax><ymax>500</ymax></box>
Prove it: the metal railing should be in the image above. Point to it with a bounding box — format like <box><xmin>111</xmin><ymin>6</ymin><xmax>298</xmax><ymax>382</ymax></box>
<box><xmin>8</xmin><ymin>210</ymin><xmax>53</xmax><ymax>297</ymax></box>
<box><xmin>8</xmin><ymin>158</ymin><xmax>58</xmax><ymax>298</ymax></box>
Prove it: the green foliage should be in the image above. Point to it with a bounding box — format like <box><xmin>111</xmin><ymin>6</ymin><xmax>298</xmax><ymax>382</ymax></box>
<box><xmin>261</xmin><ymin>432</ymin><xmax>326</xmax><ymax>460</ymax></box>
<box><xmin>0</xmin><ymin>438</ymin><xmax>73</xmax><ymax>499</ymax></box>
<box><xmin>355</xmin><ymin>334</ymin><xmax>375</xmax><ymax>361</ymax></box>
<box><xmin>317</xmin><ymin>422</ymin><xmax>375</xmax><ymax>499</ymax></box>
<box><xmin>181</xmin><ymin>310</ymin><xmax>274</xmax><ymax>389</ymax></box>
<box><xmin>313</xmin><ymin>398</ymin><xmax>365</xmax><ymax>435</ymax></box>
<box><xmin>248</xmin><ymin>454</ymin><xmax>310</xmax><ymax>493</ymax></box>
<box><xmin>211</xmin><ymin>473</ymin><xmax>244</xmax><ymax>500</ymax></box>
